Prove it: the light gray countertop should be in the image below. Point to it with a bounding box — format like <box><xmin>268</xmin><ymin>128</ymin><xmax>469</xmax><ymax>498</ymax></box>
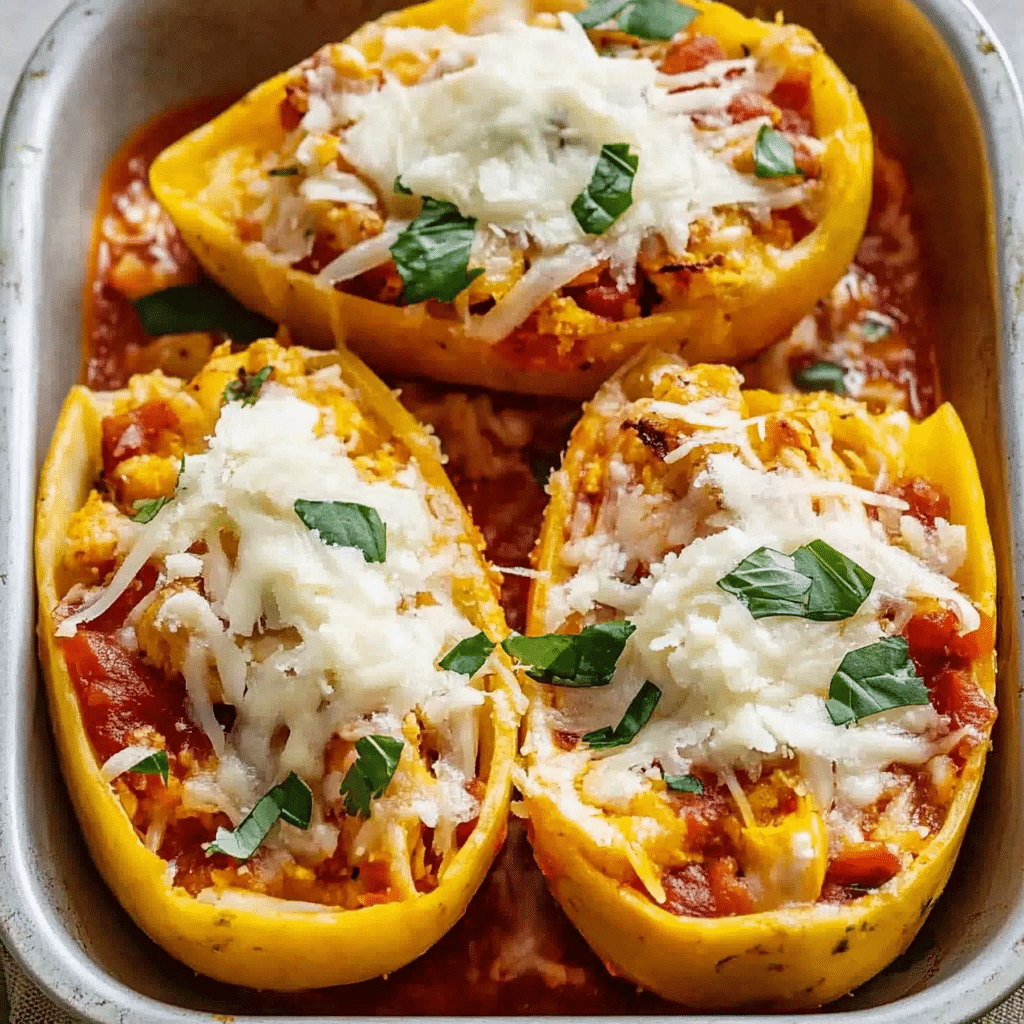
<box><xmin>2</xmin><ymin>0</ymin><xmax>1023</xmax><ymax>119</ymax></box>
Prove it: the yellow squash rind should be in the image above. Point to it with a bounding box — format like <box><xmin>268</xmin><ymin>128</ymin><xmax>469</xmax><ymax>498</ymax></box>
<box><xmin>524</xmin><ymin>355</ymin><xmax>996</xmax><ymax>1010</ymax></box>
<box><xmin>150</xmin><ymin>0</ymin><xmax>873</xmax><ymax>398</ymax></box>
<box><xmin>35</xmin><ymin>345</ymin><xmax>520</xmax><ymax>990</ymax></box>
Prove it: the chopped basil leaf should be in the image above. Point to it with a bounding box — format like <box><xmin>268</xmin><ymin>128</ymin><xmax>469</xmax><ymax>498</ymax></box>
<box><xmin>618</xmin><ymin>0</ymin><xmax>697</xmax><ymax>40</ymax></box>
<box><xmin>131</xmin><ymin>454</ymin><xmax>185</xmax><ymax>523</ymax></box>
<box><xmin>268</xmin><ymin>166</ymin><xmax>299</xmax><ymax>177</ymax></box>
<box><xmin>340</xmin><ymin>735</ymin><xmax>404</xmax><ymax>818</ymax></box>
<box><xmin>394</xmin><ymin>176</ymin><xmax>413</xmax><ymax>195</ymax></box>
<box><xmin>294</xmin><ymin>499</ymin><xmax>386</xmax><ymax>563</ymax></box>
<box><xmin>717</xmin><ymin>547</ymin><xmax>811</xmax><ymax>619</ymax></box>
<box><xmin>793</xmin><ymin>539</ymin><xmax>875</xmax><ymax>622</ymax></box>
<box><xmin>439</xmin><ymin>632</ymin><xmax>495</xmax><ymax>676</ymax></box>
<box><xmin>223</xmin><ymin>364</ymin><xmax>273</xmax><ymax>407</ymax></box>
<box><xmin>131</xmin><ymin>495</ymin><xmax>169</xmax><ymax>524</ymax></box>
<box><xmin>572</xmin><ymin>143</ymin><xmax>638</xmax><ymax>236</ymax></box>
<box><xmin>583</xmin><ymin>680</ymin><xmax>661</xmax><ymax>749</ymax></box>
<box><xmin>753</xmin><ymin>125</ymin><xmax>801</xmax><ymax>179</ymax></box>
<box><xmin>133</xmin><ymin>282</ymin><xmax>277</xmax><ymax>344</ymax></box>
<box><xmin>502</xmin><ymin>620</ymin><xmax>635</xmax><ymax>687</ymax></box>
<box><xmin>129</xmin><ymin>750</ymin><xmax>169</xmax><ymax>786</ymax></box>
<box><xmin>861</xmin><ymin>314</ymin><xmax>893</xmax><ymax>342</ymax></box>
<box><xmin>575</xmin><ymin>0</ymin><xmax>631</xmax><ymax>29</ymax></box>
<box><xmin>718</xmin><ymin>541</ymin><xmax>873</xmax><ymax>621</ymax></box>
<box><xmin>826</xmin><ymin>636</ymin><xmax>929</xmax><ymax>726</ymax></box>
<box><xmin>207</xmin><ymin>772</ymin><xmax>313</xmax><ymax>861</ymax></box>
<box><xmin>574</xmin><ymin>0</ymin><xmax>696</xmax><ymax>38</ymax></box>
<box><xmin>793</xmin><ymin>359</ymin><xmax>848</xmax><ymax>396</ymax></box>
<box><xmin>664</xmin><ymin>772</ymin><xmax>704</xmax><ymax>794</ymax></box>
<box><xmin>390</xmin><ymin>197</ymin><xmax>483</xmax><ymax>304</ymax></box>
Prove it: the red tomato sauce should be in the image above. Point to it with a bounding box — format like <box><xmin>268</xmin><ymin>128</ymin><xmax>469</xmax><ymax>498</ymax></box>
<box><xmin>72</xmin><ymin>96</ymin><xmax>962</xmax><ymax>1011</ymax></box>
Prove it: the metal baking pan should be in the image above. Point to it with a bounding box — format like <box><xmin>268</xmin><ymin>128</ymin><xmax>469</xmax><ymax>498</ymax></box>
<box><xmin>2</xmin><ymin>0</ymin><xmax>1024</xmax><ymax>1020</ymax></box>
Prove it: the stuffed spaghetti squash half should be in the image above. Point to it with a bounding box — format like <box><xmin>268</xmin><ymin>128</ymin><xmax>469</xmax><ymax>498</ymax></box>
<box><xmin>35</xmin><ymin>339</ymin><xmax>521</xmax><ymax>990</ymax></box>
<box><xmin>516</xmin><ymin>351</ymin><xmax>996</xmax><ymax>1009</ymax></box>
<box><xmin>149</xmin><ymin>0</ymin><xmax>872</xmax><ymax>397</ymax></box>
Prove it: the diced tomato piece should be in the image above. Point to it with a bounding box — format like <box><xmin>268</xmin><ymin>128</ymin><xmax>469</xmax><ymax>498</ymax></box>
<box><xmin>663</xmin><ymin>857</ymin><xmax>752</xmax><ymax>917</ymax></box>
<box><xmin>708</xmin><ymin>856</ymin><xmax>754</xmax><ymax>916</ymax></box>
<box><xmin>906</xmin><ymin>607</ymin><xmax>961</xmax><ymax>662</ymax></box>
<box><xmin>769</xmin><ymin>73</ymin><xmax>814</xmax><ymax>127</ymax></box>
<box><xmin>663</xmin><ymin>863</ymin><xmax>717</xmax><ymax>917</ymax></box>
<box><xmin>291</xmin><ymin>231</ymin><xmax>343</xmax><ymax>276</ymax></box>
<box><xmin>101</xmin><ymin>399</ymin><xmax>179</xmax><ymax>477</ymax></box>
<box><xmin>779</xmin><ymin>107</ymin><xmax>813</xmax><ymax>136</ymax></box>
<box><xmin>895</xmin><ymin>477</ymin><xmax>951</xmax><ymax>528</ymax></box>
<box><xmin>928</xmin><ymin>668</ymin><xmax>997</xmax><ymax>731</ymax></box>
<box><xmin>727</xmin><ymin>90</ymin><xmax>778</xmax><ymax>125</ymax></box>
<box><xmin>79</xmin><ymin>562</ymin><xmax>160</xmax><ymax>634</ymax></box>
<box><xmin>60</xmin><ymin>630</ymin><xmax>210</xmax><ymax>761</ymax></box>
<box><xmin>278</xmin><ymin>85</ymin><xmax>306</xmax><ymax>131</ymax></box>
<box><xmin>660</xmin><ymin>34</ymin><xmax>726</xmax><ymax>75</ymax></box>
<box><xmin>825</xmin><ymin>842</ymin><xmax>901</xmax><ymax>889</ymax></box>
<box><xmin>906</xmin><ymin>608</ymin><xmax>995</xmax><ymax>668</ymax></box>
<box><xmin>672</xmin><ymin>788</ymin><xmax>734</xmax><ymax>856</ymax></box>
<box><xmin>951</xmin><ymin>612</ymin><xmax>996</xmax><ymax>661</ymax></box>
<box><xmin>570</xmin><ymin>278</ymin><xmax>643</xmax><ymax>321</ymax></box>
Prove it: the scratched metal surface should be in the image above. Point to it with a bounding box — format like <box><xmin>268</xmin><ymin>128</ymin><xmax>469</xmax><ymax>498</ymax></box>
<box><xmin>0</xmin><ymin>0</ymin><xmax>1023</xmax><ymax>1022</ymax></box>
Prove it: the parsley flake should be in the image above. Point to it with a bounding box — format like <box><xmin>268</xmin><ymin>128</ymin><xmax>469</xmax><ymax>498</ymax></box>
<box><xmin>572</xmin><ymin>143</ymin><xmax>639</xmax><ymax>235</ymax></box>
<box><xmin>268</xmin><ymin>166</ymin><xmax>299</xmax><ymax>177</ymax></box>
<box><xmin>390</xmin><ymin>197</ymin><xmax>483</xmax><ymax>304</ymax></box>
<box><xmin>223</xmin><ymin>364</ymin><xmax>273</xmax><ymax>406</ymax></box>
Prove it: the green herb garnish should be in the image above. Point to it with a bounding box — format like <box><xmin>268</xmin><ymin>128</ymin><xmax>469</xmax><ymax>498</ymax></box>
<box><xmin>718</xmin><ymin>540</ymin><xmax>873</xmax><ymax>621</ymax></box>
<box><xmin>269</xmin><ymin>166</ymin><xmax>300</xmax><ymax>177</ymax></box>
<box><xmin>207</xmin><ymin>772</ymin><xmax>313</xmax><ymax>861</ymax></box>
<box><xmin>825</xmin><ymin>636</ymin><xmax>930</xmax><ymax>726</ymax></box>
<box><xmin>390</xmin><ymin>197</ymin><xmax>483</xmax><ymax>304</ymax></box>
<box><xmin>131</xmin><ymin>495</ymin><xmax>169</xmax><ymax>524</ymax></box>
<box><xmin>439</xmin><ymin>632</ymin><xmax>496</xmax><ymax>676</ymax></box>
<box><xmin>340</xmin><ymin>735</ymin><xmax>404</xmax><ymax>818</ymax></box>
<box><xmin>133</xmin><ymin>282</ymin><xmax>277</xmax><ymax>344</ymax></box>
<box><xmin>130</xmin><ymin>453</ymin><xmax>185</xmax><ymax>523</ymax></box>
<box><xmin>129</xmin><ymin>750</ymin><xmax>169</xmax><ymax>786</ymax></box>
<box><xmin>664</xmin><ymin>772</ymin><xmax>704</xmax><ymax>794</ymax></box>
<box><xmin>223</xmin><ymin>365</ymin><xmax>273</xmax><ymax>407</ymax></box>
<box><xmin>294</xmin><ymin>499</ymin><xmax>386</xmax><ymax>563</ymax></box>
<box><xmin>502</xmin><ymin>620</ymin><xmax>635</xmax><ymax>687</ymax></box>
<box><xmin>575</xmin><ymin>0</ymin><xmax>697</xmax><ymax>39</ymax></box>
<box><xmin>795</xmin><ymin>539</ymin><xmax>875</xmax><ymax>622</ymax></box>
<box><xmin>753</xmin><ymin>125</ymin><xmax>801</xmax><ymax>178</ymax></box>
<box><xmin>394</xmin><ymin>176</ymin><xmax>413</xmax><ymax>195</ymax></box>
<box><xmin>583</xmin><ymin>680</ymin><xmax>661</xmax><ymax>749</ymax></box>
<box><xmin>618</xmin><ymin>0</ymin><xmax>698</xmax><ymax>40</ymax></box>
<box><xmin>572</xmin><ymin>143</ymin><xmax>639</xmax><ymax>236</ymax></box>
<box><xmin>793</xmin><ymin>359</ymin><xmax>848</xmax><ymax>396</ymax></box>
<box><xmin>861</xmin><ymin>313</ymin><xmax>893</xmax><ymax>342</ymax></box>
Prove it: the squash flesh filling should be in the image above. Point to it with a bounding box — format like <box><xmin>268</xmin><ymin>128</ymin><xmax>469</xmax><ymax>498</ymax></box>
<box><xmin>54</xmin><ymin>340</ymin><xmax>497</xmax><ymax>907</ymax></box>
<box><xmin>522</xmin><ymin>360</ymin><xmax>994</xmax><ymax>916</ymax></box>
